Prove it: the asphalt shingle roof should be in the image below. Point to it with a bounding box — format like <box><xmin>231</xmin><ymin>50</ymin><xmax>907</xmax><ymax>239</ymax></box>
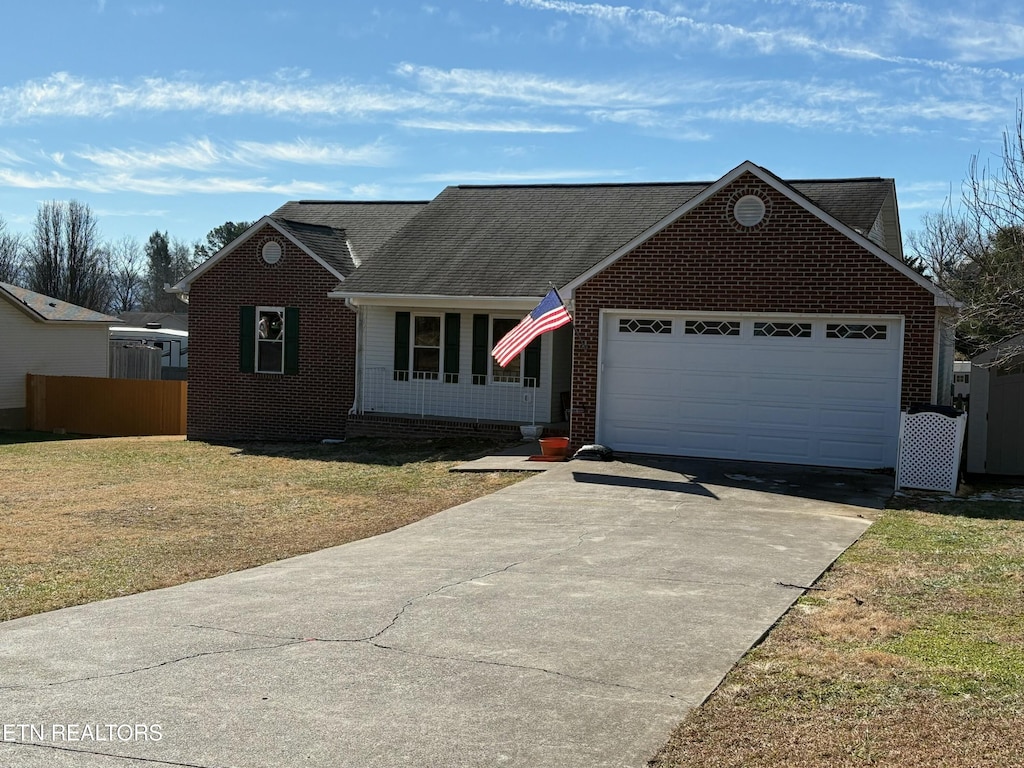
<box><xmin>339</xmin><ymin>175</ymin><xmax>897</xmax><ymax>298</ymax></box>
<box><xmin>270</xmin><ymin>201</ymin><xmax>428</xmax><ymax>278</ymax></box>
<box><xmin>0</xmin><ymin>282</ymin><xmax>120</xmax><ymax>323</ymax></box>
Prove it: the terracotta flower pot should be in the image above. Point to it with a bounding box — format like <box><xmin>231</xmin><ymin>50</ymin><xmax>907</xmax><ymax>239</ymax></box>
<box><xmin>539</xmin><ymin>437</ymin><xmax>570</xmax><ymax>457</ymax></box>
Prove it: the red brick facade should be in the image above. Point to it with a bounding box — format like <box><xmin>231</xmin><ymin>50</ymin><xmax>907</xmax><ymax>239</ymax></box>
<box><xmin>187</xmin><ymin>225</ymin><xmax>354</xmax><ymax>441</ymax></box>
<box><xmin>569</xmin><ymin>173</ymin><xmax>938</xmax><ymax>450</ymax></box>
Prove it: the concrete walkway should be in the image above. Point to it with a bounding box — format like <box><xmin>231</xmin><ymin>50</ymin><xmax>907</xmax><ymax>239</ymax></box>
<box><xmin>0</xmin><ymin>457</ymin><xmax>888</xmax><ymax>768</ymax></box>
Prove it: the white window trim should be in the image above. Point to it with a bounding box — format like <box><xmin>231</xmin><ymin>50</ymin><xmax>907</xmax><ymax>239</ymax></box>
<box><xmin>255</xmin><ymin>306</ymin><xmax>285</xmax><ymax>375</ymax></box>
<box><xmin>411</xmin><ymin>313</ymin><xmax>443</xmax><ymax>382</ymax></box>
<box><xmin>489</xmin><ymin>316</ymin><xmax>527</xmax><ymax>385</ymax></box>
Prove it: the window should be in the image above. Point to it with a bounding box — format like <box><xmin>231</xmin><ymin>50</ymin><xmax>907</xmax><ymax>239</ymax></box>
<box><xmin>754</xmin><ymin>321</ymin><xmax>812</xmax><ymax>338</ymax></box>
<box><xmin>412</xmin><ymin>315</ymin><xmax>441</xmax><ymax>380</ymax></box>
<box><xmin>619</xmin><ymin>318</ymin><xmax>672</xmax><ymax>334</ymax></box>
<box><xmin>257</xmin><ymin>308</ymin><xmax>285</xmax><ymax>373</ymax></box>
<box><xmin>491</xmin><ymin>318</ymin><xmax>523</xmax><ymax>383</ymax></box>
<box><xmin>394</xmin><ymin>312</ymin><xmax>460</xmax><ymax>383</ymax></box>
<box><xmin>685</xmin><ymin>320</ymin><xmax>740</xmax><ymax>336</ymax></box>
<box><xmin>239</xmin><ymin>306</ymin><xmax>299</xmax><ymax>375</ymax></box>
<box><xmin>826</xmin><ymin>323</ymin><xmax>887</xmax><ymax>340</ymax></box>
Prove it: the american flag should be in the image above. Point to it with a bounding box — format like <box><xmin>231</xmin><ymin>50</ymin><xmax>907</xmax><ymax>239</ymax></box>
<box><xmin>491</xmin><ymin>288</ymin><xmax>572</xmax><ymax>368</ymax></box>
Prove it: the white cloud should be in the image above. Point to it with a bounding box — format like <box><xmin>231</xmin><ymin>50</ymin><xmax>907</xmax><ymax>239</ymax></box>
<box><xmin>0</xmin><ymin>147</ymin><xmax>25</xmax><ymax>165</ymax></box>
<box><xmin>234</xmin><ymin>139</ymin><xmax>394</xmax><ymax>166</ymax></box>
<box><xmin>0</xmin><ymin>72</ymin><xmax>436</xmax><ymax>124</ymax></box>
<box><xmin>0</xmin><ymin>166</ymin><xmax>336</xmax><ymax>196</ymax></box>
<box><xmin>74</xmin><ymin>137</ymin><xmax>393</xmax><ymax>173</ymax></box>
<box><xmin>395</xmin><ymin>63</ymin><xmax>673</xmax><ymax>107</ymax></box>
<box><xmin>398</xmin><ymin>118</ymin><xmax>579</xmax><ymax>133</ymax></box>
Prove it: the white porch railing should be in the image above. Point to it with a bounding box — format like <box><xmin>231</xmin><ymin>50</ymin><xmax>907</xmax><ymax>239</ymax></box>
<box><xmin>359</xmin><ymin>367</ymin><xmax>542</xmax><ymax>424</ymax></box>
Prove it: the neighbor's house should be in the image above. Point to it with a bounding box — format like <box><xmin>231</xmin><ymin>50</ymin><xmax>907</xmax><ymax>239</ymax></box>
<box><xmin>111</xmin><ymin>312</ymin><xmax>189</xmax><ymax>379</ymax></box>
<box><xmin>0</xmin><ymin>282</ymin><xmax>120</xmax><ymax>429</ymax></box>
<box><xmin>172</xmin><ymin>161</ymin><xmax>956</xmax><ymax>469</ymax></box>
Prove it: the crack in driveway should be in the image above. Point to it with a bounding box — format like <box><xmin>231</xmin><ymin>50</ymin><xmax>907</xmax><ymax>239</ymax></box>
<box><xmin>0</xmin><ymin>739</ymin><xmax>232</xmax><ymax>767</ymax></box>
<box><xmin>2</xmin><ymin>530</ymin><xmax>602</xmax><ymax>693</ymax></box>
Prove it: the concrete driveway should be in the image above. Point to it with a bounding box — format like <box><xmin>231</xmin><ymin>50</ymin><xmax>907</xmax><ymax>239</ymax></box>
<box><xmin>0</xmin><ymin>457</ymin><xmax>889</xmax><ymax>768</ymax></box>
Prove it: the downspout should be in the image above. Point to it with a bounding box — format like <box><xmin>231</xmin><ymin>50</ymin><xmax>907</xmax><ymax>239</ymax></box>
<box><xmin>346</xmin><ymin>298</ymin><xmax>362</xmax><ymax>415</ymax></box>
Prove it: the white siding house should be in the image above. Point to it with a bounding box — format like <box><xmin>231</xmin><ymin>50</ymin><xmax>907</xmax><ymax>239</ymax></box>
<box><xmin>0</xmin><ymin>282</ymin><xmax>118</xmax><ymax>429</ymax></box>
<box><xmin>355</xmin><ymin>303</ymin><xmax>570</xmax><ymax>425</ymax></box>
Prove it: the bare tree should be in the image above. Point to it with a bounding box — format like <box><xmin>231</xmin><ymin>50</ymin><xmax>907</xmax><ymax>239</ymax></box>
<box><xmin>107</xmin><ymin>235</ymin><xmax>145</xmax><ymax>314</ymax></box>
<box><xmin>0</xmin><ymin>215</ymin><xmax>23</xmax><ymax>285</ymax></box>
<box><xmin>23</xmin><ymin>200</ymin><xmax>112</xmax><ymax>312</ymax></box>
<box><xmin>907</xmin><ymin>97</ymin><xmax>1024</xmax><ymax>363</ymax></box>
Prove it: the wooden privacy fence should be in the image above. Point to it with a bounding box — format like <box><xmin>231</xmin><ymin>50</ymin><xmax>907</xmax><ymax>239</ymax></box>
<box><xmin>26</xmin><ymin>374</ymin><xmax>187</xmax><ymax>436</ymax></box>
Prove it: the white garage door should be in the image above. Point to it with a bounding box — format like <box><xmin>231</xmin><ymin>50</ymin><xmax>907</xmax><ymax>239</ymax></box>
<box><xmin>598</xmin><ymin>314</ymin><xmax>902</xmax><ymax>469</ymax></box>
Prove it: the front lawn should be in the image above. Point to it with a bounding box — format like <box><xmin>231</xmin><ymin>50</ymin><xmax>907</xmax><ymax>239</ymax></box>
<box><xmin>650</xmin><ymin>492</ymin><xmax>1024</xmax><ymax>768</ymax></box>
<box><xmin>0</xmin><ymin>435</ymin><xmax>522</xmax><ymax>622</ymax></box>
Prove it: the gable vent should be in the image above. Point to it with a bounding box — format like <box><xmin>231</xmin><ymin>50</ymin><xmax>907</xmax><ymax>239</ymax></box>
<box><xmin>261</xmin><ymin>241</ymin><xmax>282</xmax><ymax>265</ymax></box>
<box><xmin>734</xmin><ymin>195</ymin><xmax>766</xmax><ymax>227</ymax></box>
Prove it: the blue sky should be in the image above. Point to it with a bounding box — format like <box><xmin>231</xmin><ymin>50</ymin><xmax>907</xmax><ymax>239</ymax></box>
<box><xmin>1</xmin><ymin>0</ymin><xmax>1022</xmax><ymax>249</ymax></box>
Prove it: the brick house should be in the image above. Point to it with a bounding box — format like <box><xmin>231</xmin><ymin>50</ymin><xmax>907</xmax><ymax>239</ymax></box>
<box><xmin>174</xmin><ymin>161</ymin><xmax>955</xmax><ymax>469</ymax></box>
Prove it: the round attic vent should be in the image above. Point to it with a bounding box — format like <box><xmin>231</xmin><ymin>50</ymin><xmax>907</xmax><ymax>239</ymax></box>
<box><xmin>261</xmin><ymin>240</ymin><xmax>282</xmax><ymax>265</ymax></box>
<box><xmin>733</xmin><ymin>195</ymin><xmax>767</xmax><ymax>227</ymax></box>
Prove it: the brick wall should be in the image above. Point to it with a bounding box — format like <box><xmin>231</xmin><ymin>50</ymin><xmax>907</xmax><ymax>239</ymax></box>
<box><xmin>347</xmin><ymin>413</ymin><xmax>524</xmax><ymax>441</ymax></box>
<box><xmin>569</xmin><ymin>172</ymin><xmax>938</xmax><ymax>449</ymax></box>
<box><xmin>188</xmin><ymin>225</ymin><xmax>354</xmax><ymax>441</ymax></box>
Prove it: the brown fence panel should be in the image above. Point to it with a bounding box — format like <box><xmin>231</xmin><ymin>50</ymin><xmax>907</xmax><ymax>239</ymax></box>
<box><xmin>26</xmin><ymin>374</ymin><xmax>187</xmax><ymax>436</ymax></box>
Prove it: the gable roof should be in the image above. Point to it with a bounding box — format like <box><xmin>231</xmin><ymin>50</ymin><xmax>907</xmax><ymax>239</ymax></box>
<box><xmin>0</xmin><ymin>282</ymin><xmax>119</xmax><ymax>323</ymax></box>
<box><xmin>171</xmin><ymin>201</ymin><xmax>427</xmax><ymax>293</ymax></box>
<box><xmin>338</xmin><ymin>161</ymin><xmax>925</xmax><ymax>300</ymax></box>
<box><xmin>563</xmin><ymin>161</ymin><xmax>949</xmax><ymax>304</ymax></box>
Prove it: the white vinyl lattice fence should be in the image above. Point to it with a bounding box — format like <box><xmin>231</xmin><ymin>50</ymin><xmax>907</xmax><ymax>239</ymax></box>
<box><xmin>896</xmin><ymin>410</ymin><xmax>967</xmax><ymax>494</ymax></box>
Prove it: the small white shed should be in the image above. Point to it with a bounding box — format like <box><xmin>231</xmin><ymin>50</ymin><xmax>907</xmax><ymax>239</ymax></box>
<box><xmin>966</xmin><ymin>334</ymin><xmax>1024</xmax><ymax>475</ymax></box>
<box><xmin>0</xmin><ymin>282</ymin><xmax>119</xmax><ymax>430</ymax></box>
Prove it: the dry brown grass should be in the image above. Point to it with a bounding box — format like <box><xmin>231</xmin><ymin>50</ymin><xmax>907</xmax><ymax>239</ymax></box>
<box><xmin>0</xmin><ymin>435</ymin><xmax>522</xmax><ymax>621</ymax></box>
<box><xmin>649</xmin><ymin>499</ymin><xmax>1024</xmax><ymax>768</ymax></box>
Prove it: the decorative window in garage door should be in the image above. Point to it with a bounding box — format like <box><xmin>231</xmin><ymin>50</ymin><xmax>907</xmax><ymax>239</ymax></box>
<box><xmin>754</xmin><ymin>321</ymin><xmax>812</xmax><ymax>338</ymax></box>
<box><xmin>685</xmin><ymin>320</ymin><xmax>740</xmax><ymax>336</ymax></box>
<box><xmin>826</xmin><ymin>323</ymin><xmax>887</xmax><ymax>340</ymax></box>
<box><xmin>618</xmin><ymin>318</ymin><xmax>672</xmax><ymax>334</ymax></box>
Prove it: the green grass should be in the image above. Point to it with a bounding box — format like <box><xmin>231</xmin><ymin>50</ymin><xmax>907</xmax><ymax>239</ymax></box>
<box><xmin>0</xmin><ymin>435</ymin><xmax>523</xmax><ymax>622</ymax></box>
<box><xmin>650</xmin><ymin>495</ymin><xmax>1024</xmax><ymax>768</ymax></box>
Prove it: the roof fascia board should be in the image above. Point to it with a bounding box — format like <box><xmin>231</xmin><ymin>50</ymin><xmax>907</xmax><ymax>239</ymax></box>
<box><xmin>335</xmin><ymin>292</ymin><xmax>541</xmax><ymax>311</ymax></box>
<box><xmin>170</xmin><ymin>216</ymin><xmax>345</xmax><ymax>292</ymax></box>
<box><xmin>562</xmin><ymin>160</ymin><xmax>957</xmax><ymax>307</ymax></box>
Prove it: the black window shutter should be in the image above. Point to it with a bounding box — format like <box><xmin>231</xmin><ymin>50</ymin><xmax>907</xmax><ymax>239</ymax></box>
<box><xmin>284</xmin><ymin>307</ymin><xmax>300</xmax><ymax>375</ymax></box>
<box><xmin>239</xmin><ymin>306</ymin><xmax>255</xmax><ymax>373</ymax></box>
<box><xmin>472</xmin><ymin>314</ymin><xmax>489</xmax><ymax>384</ymax></box>
<box><xmin>394</xmin><ymin>312</ymin><xmax>411</xmax><ymax>377</ymax></box>
<box><xmin>444</xmin><ymin>313</ymin><xmax>460</xmax><ymax>382</ymax></box>
<box><xmin>524</xmin><ymin>336</ymin><xmax>541</xmax><ymax>388</ymax></box>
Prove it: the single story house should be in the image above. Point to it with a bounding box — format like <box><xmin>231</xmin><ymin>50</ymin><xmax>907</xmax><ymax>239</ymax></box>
<box><xmin>172</xmin><ymin>161</ymin><xmax>956</xmax><ymax>469</ymax></box>
<box><xmin>0</xmin><ymin>281</ymin><xmax>120</xmax><ymax>429</ymax></box>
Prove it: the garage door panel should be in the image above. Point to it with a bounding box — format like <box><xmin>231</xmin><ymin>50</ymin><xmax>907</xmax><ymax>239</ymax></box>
<box><xmin>675</xmin><ymin>429</ymin><xmax>742</xmax><ymax>455</ymax></box>
<box><xmin>747</xmin><ymin>434</ymin><xmax>812</xmax><ymax>462</ymax></box>
<box><xmin>819</xmin><ymin>407</ymin><xmax>890</xmax><ymax>433</ymax></box>
<box><xmin>748</xmin><ymin>374</ymin><xmax>817</xmax><ymax>400</ymax></box>
<box><xmin>598</xmin><ymin>314</ymin><xmax>901</xmax><ymax>469</ymax></box>
<box><xmin>746</xmin><ymin>403</ymin><xmax>815</xmax><ymax>428</ymax></box>
<box><xmin>670</xmin><ymin>371</ymin><xmax>745</xmax><ymax>398</ymax></box>
<box><xmin>818</xmin><ymin>437</ymin><xmax>887</xmax><ymax>465</ymax></box>
<box><xmin>817</xmin><ymin>377</ymin><xmax>893</xmax><ymax>405</ymax></box>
